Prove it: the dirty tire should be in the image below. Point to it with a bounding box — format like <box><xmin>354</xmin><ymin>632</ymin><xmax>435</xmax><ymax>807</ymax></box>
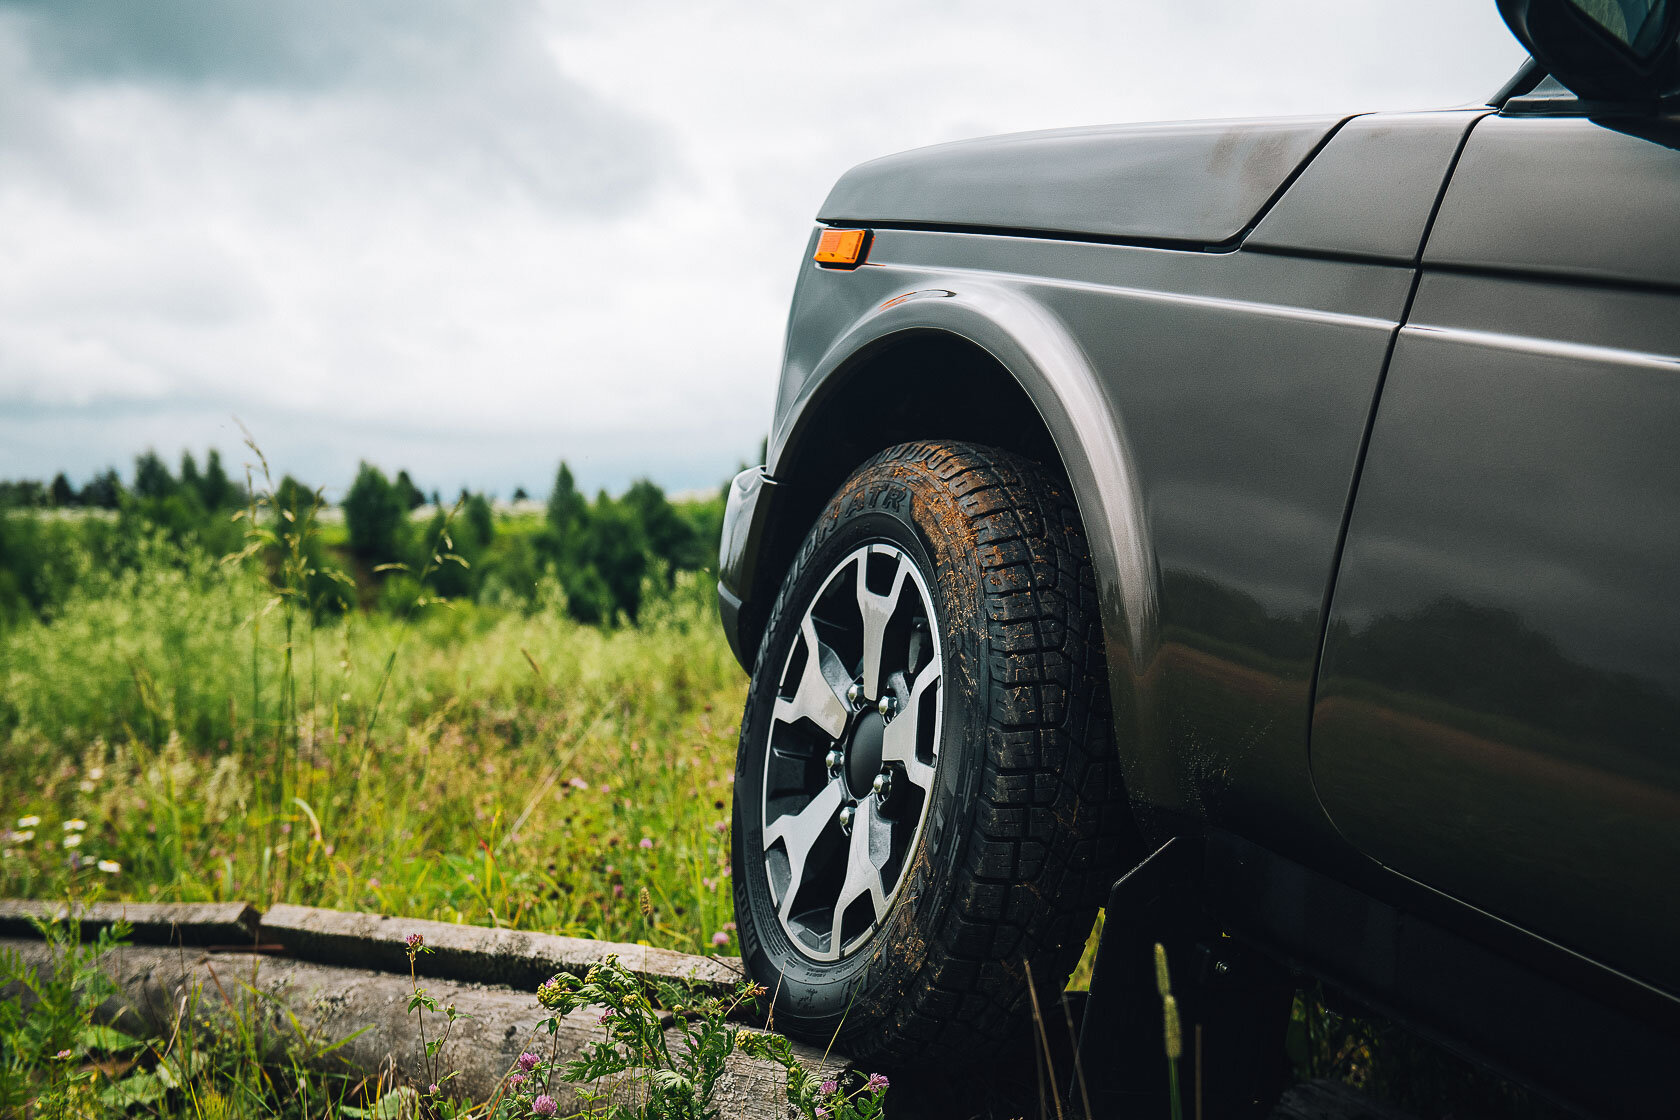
<box><xmin>732</xmin><ymin>440</ymin><xmax>1133</xmax><ymax>1065</ymax></box>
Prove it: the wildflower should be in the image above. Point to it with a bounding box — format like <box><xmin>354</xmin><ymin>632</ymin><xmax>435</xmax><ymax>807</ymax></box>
<box><xmin>17</xmin><ymin>815</ymin><xmax>40</xmax><ymax>828</ymax></box>
<box><xmin>428</xmin><ymin>1084</ymin><xmax>440</xmax><ymax>1095</ymax></box>
<box><xmin>639</xmin><ymin>837</ymin><xmax>654</xmax><ymax>849</ymax></box>
<box><xmin>865</xmin><ymin>1072</ymin><xmax>890</xmax><ymax>1093</ymax></box>
<box><xmin>517</xmin><ymin>1051</ymin><xmax>542</xmax><ymax>1072</ymax></box>
<box><xmin>537</xmin><ymin>974</ymin><xmax>568</xmax><ymax>1009</ymax></box>
<box><xmin>612</xmin><ymin>884</ymin><xmax>624</xmax><ymax>898</ymax></box>
<box><xmin>55</xmin><ymin>1049</ymin><xmax>72</xmax><ymax>1060</ymax></box>
<box><xmin>702</xmin><ymin>877</ymin><xmax>716</xmax><ymax>890</ymax></box>
<box><xmin>815</xmin><ymin>1109</ymin><xmax>830</xmax><ymax>1120</ymax></box>
<box><xmin>14</xmin><ymin>830</ymin><xmax>33</xmax><ymax>843</ymax></box>
<box><xmin>62</xmin><ymin>834</ymin><xmax>82</xmax><ymax>849</ymax></box>
<box><xmin>87</xmin><ymin>767</ymin><xmax>103</xmax><ymax>781</ymax></box>
<box><xmin>599</xmin><ymin>1007</ymin><xmax>615</xmax><ymax>1024</ymax></box>
<box><xmin>723</xmin><ymin>921</ymin><xmax>737</xmax><ymax>932</ymax></box>
<box><xmin>711</xmin><ymin>931</ymin><xmax>729</xmax><ymax>948</ymax></box>
<box><xmin>599</xmin><ymin>784</ymin><xmax>610</xmax><ymax>795</ymax></box>
<box><xmin>819</xmin><ymin>1079</ymin><xmax>838</xmax><ymax>1095</ymax></box>
<box><xmin>78</xmin><ymin>780</ymin><xmax>95</xmax><ymax>793</ymax></box>
<box><xmin>531</xmin><ymin>1094</ymin><xmax>557</xmax><ymax>1116</ymax></box>
<box><xmin>64</xmin><ymin>819</ymin><xmax>86</xmax><ymax>831</ymax></box>
<box><xmin>367</xmin><ymin>877</ymin><xmax>381</xmax><ymax>888</ymax></box>
<box><xmin>507</xmin><ymin>1073</ymin><xmax>526</xmax><ymax>1090</ymax></box>
<box><xmin>406</xmin><ymin>932</ymin><xmax>425</xmax><ymax>951</ymax></box>
<box><xmin>714</xmin><ymin>820</ymin><xmax>727</xmax><ymax>833</ymax></box>
<box><xmin>98</xmin><ymin>860</ymin><xmax>121</xmax><ymax>874</ymax></box>
<box><xmin>568</xmin><ymin>776</ymin><xmax>588</xmax><ymax>790</ymax></box>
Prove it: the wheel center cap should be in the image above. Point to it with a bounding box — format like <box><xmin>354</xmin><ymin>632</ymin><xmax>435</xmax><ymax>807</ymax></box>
<box><xmin>845</xmin><ymin>709</ymin><xmax>885</xmax><ymax>797</ymax></box>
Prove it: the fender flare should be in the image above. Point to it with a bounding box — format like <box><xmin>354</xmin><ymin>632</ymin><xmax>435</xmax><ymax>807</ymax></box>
<box><xmin>771</xmin><ymin>280</ymin><xmax>1162</xmax><ymax>742</ymax></box>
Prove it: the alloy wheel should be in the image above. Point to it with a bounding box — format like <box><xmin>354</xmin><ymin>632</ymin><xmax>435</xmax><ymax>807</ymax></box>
<box><xmin>759</xmin><ymin>542</ymin><xmax>944</xmax><ymax>961</ymax></box>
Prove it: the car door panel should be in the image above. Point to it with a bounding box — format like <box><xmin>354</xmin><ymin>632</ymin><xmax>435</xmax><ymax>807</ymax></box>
<box><xmin>1424</xmin><ymin>113</ymin><xmax>1680</xmax><ymax>288</ymax></box>
<box><xmin>1314</xmin><ymin>113</ymin><xmax>1680</xmax><ymax>992</ymax></box>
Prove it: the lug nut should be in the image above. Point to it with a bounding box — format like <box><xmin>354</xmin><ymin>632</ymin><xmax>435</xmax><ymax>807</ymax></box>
<box><xmin>825</xmin><ymin>749</ymin><xmax>844</xmax><ymax>773</ymax></box>
<box><xmin>877</xmin><ymin>694</ymin><xmax>898</xmax><ymax>718</ymax></box>
<box><xmin>846</xmin><ymin>683</ymin><xmax>863</xmax><ymax>706</ymax></box>
<box><xmin>838</xmin><ymin>804</ymin><xmax>856</xmax><ymax>833</ymax></box>
<box><xmin>872</xmin><ymin>770</ymin><xmax>893</xmax><ymax>800</ymax></box>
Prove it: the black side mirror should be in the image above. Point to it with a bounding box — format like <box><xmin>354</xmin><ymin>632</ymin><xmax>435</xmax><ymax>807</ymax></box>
<box><xmin>1498</xmin><ymin>0</ymin><xmax>1680</xmax><ymax>101</ymax></box>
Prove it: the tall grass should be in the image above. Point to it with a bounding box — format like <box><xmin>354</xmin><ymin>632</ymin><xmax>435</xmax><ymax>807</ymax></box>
<box><xmin>0</xmin><ymin>487</ymin><xmax>747</xmax><ymax>955</ymax></box>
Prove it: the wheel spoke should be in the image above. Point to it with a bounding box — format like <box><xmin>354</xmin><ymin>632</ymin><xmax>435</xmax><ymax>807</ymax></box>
<box><xmin>830</xmin><ymin>798</ymin><xmax>890</xmax><ymax>949</ymax></box>
<box><xmin>774</xmin><ymin>615</ymin><xmax>852</xmax><ymax>740</ymax></box>
<box><xmin>764</xmin><ymin>782</ymin><xmax>843</xmax><ymax>921</ymax></box>
<box><xmin>856</xmin><ymin>547</ymin><xmax>910</xmax><ymax>701</ymax></box>
<box><xmin>881</xmin><ymin>665</ymin><xmax>940</xmax><ymax>793</ymax></box>
<box><xmin>761</xmin><ymin>542</ymin><xmax>945</xmax><ymax>961</ymax></box>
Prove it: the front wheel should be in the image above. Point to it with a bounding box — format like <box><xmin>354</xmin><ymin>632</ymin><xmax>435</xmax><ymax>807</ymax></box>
<box><xmin>731</xmin><ymin>441</ymin><xmax>1132</xmax><ymax>1064</ymax></box>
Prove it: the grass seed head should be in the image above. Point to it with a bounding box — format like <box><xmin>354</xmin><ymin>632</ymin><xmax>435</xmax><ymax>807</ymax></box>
<box><xmin>1162</xmin><ymin>993</ymin><xmax>1182</xmax><ymax>1060</ymax></box>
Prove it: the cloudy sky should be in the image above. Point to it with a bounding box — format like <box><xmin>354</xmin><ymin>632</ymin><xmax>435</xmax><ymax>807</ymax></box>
<box><xmin>0</xmin><ymin>0</ymin><xmax>1527</xmax><ymax>500</ymax></box>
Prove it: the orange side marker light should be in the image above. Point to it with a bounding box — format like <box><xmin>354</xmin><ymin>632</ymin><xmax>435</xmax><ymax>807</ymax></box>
<box><xmin>814</xmin><ymin>227</ymin><xmax>871</xmax><ymax>268</ymax></box>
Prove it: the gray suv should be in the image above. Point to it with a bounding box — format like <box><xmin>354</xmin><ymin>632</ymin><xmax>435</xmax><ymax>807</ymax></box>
<box><xmin>719</xmin><ymin>1</ymin><xmax>1680</xmax><ymax>1112</ymax></box>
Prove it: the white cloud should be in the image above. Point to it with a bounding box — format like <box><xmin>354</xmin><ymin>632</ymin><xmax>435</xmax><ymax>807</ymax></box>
<box><xmin>0</xmin><ymin>0</ymin><xmax>1527</xmax><ymax>496</ymax></box>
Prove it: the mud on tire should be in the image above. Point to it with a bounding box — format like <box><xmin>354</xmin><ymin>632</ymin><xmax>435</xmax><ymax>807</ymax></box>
<box><xmin>731</xmin><ymin>440</ymin><xmax>1134</xmax><ymax>1064</ymax></box>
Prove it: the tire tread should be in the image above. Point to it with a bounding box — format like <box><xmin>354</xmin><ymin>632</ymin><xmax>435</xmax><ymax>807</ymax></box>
<box><xmin>835</xmin><ymin>440</ymin><xmax>1133</xmax><ymax>1063</ymax></box>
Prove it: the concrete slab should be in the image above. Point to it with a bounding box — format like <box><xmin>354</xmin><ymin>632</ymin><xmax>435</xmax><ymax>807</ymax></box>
<box><xmin>261</xmin><ymin>904</ymin><xmax>747</xmax><ymax>999</ymax></box>
<box><xmin>1</xmin><ymin>937</ymin><xmax>835</xmax><ymax>1118</ymax></box>
<box><xmin>0</xmin><ymin>899</ymin><xmax>260</xmax><ymax>946</ymax></box>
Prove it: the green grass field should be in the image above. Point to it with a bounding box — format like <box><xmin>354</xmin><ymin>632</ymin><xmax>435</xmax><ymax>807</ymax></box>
<box><xmin>1</xmin><ymin>520</ymin><xmax>749</xmax><ymax>958</ymax></box>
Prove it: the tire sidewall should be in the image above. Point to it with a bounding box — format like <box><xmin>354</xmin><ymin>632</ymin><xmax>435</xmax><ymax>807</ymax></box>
<box><xmin>732</xmin><ymin>454</ymin><xmax>991</xmax><ymax>1039</ymax></box>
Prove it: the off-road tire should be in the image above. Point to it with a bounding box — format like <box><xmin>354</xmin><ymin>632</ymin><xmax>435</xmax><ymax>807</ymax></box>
<box><xmin>731</xmin><ymin>439</ymin><xmax>1133</xmax><ymax>1065</ymax></box>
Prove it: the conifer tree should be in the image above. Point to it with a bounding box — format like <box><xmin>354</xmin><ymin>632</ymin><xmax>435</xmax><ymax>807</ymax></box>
<box><xmin>80</xmin><ymin>469</ymin><xmax>123</xmax><ymax>510</ymax></box>
<box><xmin>133</xmin><ymin>451</ymin><xmax>175</xmax><ymax>500</ymax></box>
<box><xmin>179</xmin><ymin>451</ymin><xmax>202</xmax><ymax>499</ymax></box>
<box><xmin>344</xmin><ymin>462</ymin><xmax>406</xmax><ymax>566</ymax></box>
<box><xmin>394</xmin><ymin>470</ymin><xmax>426</xmax><ymax>510</ymax></box>
<box><xmin>546</xmin><ymin>463</ymin><xmax>589</xmax><ymax>559</ymax></box>
<box><xmin>201</xmin><ymin>449</ymin><xmax>237</xmax><ymax>510</ymax></box>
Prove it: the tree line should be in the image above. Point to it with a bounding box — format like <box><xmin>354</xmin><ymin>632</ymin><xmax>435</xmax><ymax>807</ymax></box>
<box><xmin>0</xmin><ymin>450</ymin><xmax>725</xmax><ymax>627</ymax></box>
